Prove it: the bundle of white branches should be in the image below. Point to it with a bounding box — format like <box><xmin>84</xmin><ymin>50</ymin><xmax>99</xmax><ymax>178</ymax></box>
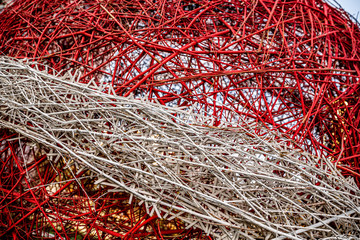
<box><xmin>0</xmin><ymin>57</ymin><xmax>360</xmax><ymax>239</ymax></box>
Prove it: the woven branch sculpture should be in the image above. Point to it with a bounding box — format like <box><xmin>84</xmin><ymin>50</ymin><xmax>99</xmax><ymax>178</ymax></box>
<box><xmin>1</xmin><ymin>57</ymin><xmax>360</xmax><ymax>239</ymax></box>
<box><xmin>1</xmin><ymin>0</ymin><xmax>360</xmax><ymax>183</ymax></box>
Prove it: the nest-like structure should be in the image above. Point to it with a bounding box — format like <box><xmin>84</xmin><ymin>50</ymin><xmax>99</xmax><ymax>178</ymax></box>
<box><xmin>1</xmin><ymin>0</ymin><xmax>360</xmax><ymax>239</ymax></box>
<box><xmin>1</xmin><ymin>0</ymin><xmax>360</xmax><ymax>182</ymax></box>
<box><xmin>1</xmin><ymin>57</ymin><xmax>360</xmax><ymax>239</ymax></box>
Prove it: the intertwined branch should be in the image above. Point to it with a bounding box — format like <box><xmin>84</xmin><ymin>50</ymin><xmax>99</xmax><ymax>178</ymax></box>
<box><xmin>1</xmin><ymin>57</ymin><xmax>360</xmax><ymax>239</ymax></box>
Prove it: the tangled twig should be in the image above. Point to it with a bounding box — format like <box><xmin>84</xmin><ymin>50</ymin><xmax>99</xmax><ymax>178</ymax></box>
<box><xmin>1</xmin><ymin>57</ymin><xmax>360</xmax><ymax>239</ymax></box>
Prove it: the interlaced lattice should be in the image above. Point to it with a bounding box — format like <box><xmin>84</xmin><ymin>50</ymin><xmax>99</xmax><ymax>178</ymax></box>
<box><xmin>1</xmin><ymin>57</ymin><xmax>360</xmax><ymax>239</ymax></box>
